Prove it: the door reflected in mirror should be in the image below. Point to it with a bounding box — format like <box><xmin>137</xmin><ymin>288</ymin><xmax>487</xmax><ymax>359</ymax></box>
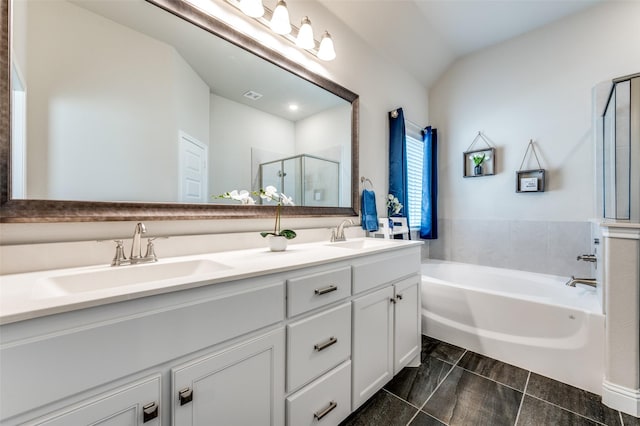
<box><xmin>10</xmin><ymin>0</ymin><xmax>353</xmax><ymax>208</ymax></box>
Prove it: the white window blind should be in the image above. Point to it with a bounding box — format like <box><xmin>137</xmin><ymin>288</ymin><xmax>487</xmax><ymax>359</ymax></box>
<box><xmin>406</xmin><ymin>135</ymin><xmax>423</xmax><ymax>229</ymax></box>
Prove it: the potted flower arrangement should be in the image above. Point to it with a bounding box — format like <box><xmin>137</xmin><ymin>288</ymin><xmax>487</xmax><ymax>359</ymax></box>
<box><xmin>471</xmin><ymin>153</ymin><xmax>486</xmax><ymax>176</ymax></box>
<box><xmin>215</xmin><ymin>186</ymin><xmax>296</xmax><ymax>251</ymax></box>
<box><xmin>386</xmin><ymin>194</ymin><xmax>403</xmax><ymax>230</ymax></box>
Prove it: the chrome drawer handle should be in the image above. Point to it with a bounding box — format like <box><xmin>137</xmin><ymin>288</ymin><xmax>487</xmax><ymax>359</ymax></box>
<box><xmin>314</xmin><ymin>285</ymin><xmax>338</xmax><ymax>295</ymax></box>
<box><xmin>178</xmin><ymin>387</ymin><xmax>193</xmax><ymax>406</ymax></box>
<box><xmin>314</xmin><ymin>336</ymin><xmax>337</xmax><ymax>351</ymax></box>
<box><xmin>314</xmin><ymin>400</ymin><xmax>337</xmax><ymax>420</ymax></box>
<box><xmin>142</xmin><ymin>401</ymin><xmax>159</xmax><ymax>423</ymax></box>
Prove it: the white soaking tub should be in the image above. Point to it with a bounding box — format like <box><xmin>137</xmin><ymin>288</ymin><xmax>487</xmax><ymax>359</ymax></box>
<box><xmin>421</xmin><ymin>260</ymin><xmax>605</xmax><ymax>394</ymax></box>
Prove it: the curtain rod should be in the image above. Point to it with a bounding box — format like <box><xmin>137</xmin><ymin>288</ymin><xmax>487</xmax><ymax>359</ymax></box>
<box><xmin>390</xmin><ymin>109</ymin><xmax>425</xmax><ymax>130</ymax></box>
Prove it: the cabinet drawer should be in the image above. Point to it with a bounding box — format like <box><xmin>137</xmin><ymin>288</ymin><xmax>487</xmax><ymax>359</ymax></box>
<box><xmin>287</xmin><ymin>303</ymin><xmax>351</xmax><ymax>392</ymax></box>
<box><xmin>352</xmin><ymin>248</ymin><xmax>420</xmax><ymax>294</ymax></box>
<box><xmin>287</xmin><ymin>266</ymin><xmax>351</xmax><ymax>317</ymax></box>
<box><xmin>286</xmin><ymin>361</ymin><xmax>351</xmax><ymax>426</ymax></box>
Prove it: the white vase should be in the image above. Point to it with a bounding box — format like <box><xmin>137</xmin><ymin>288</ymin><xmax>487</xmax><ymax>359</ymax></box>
<box><xmin>268</xmin><ymin>235</ymin><xmax>288</xmax><ymax>252</ymax></box>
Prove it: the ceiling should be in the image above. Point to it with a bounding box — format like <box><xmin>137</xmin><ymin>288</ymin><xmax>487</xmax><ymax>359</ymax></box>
<box><xmin>318</xmin><ymin>0</ymin><xmax>604</xmax><ymax>88</ymax></box>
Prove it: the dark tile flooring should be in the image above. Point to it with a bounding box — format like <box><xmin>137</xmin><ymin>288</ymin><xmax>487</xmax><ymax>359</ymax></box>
<box><xmin>340</xmin><ymin>335</ymin><xmax>640</xmax><ymax>426</ymax></box>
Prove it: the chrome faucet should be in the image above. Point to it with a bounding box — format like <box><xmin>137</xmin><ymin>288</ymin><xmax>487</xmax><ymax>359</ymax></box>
<box><xmin>577</xmin><ymin>254</ymin><xmax>597</xmax><ymax>263</ymax></box>
<box><xmin>565</xmin><ymin>276</ymin><xmax>597</xmax><ymax>288</ymax></box>
<box><xmin>331</xmin><ymin>219</ymin><xmax>354</xmax><ymax>242</ymax></box>
<box><xmin>130</xmin><ymin>222</ymin><xmax>147</xmax><ymax>263</ymax></box>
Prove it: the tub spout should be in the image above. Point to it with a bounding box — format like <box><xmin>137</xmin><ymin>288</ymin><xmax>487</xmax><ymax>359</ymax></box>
<box><xmin>565</xmin><ymin>276</ymin><xmax>597</xmax><ymax>288</ymax></box>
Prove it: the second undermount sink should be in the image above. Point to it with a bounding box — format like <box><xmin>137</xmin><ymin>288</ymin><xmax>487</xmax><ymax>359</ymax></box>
<box><xmin>37</xmin><ymin>259</ymin><xmax>231</xmax><ymax>297</ymax></box>
<box><xmin>325</xmin><ymin>238</ymin><xmax>392</xmax><ymax>250</ymax></box>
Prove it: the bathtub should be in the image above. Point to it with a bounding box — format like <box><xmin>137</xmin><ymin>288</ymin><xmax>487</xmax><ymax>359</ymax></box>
<box><xmin>421</xmin><ymin>260</ymin><xmax>605</xmax><ymax>394</ymax></box>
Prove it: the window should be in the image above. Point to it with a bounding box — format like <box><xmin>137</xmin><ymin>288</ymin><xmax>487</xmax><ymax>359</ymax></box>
<box><xmin>406</xmin><ymin>134</ymin><xmax>423</xmax><ymax>229</ymax></box>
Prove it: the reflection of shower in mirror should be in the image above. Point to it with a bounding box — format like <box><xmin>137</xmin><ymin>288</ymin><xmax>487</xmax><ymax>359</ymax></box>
<box><xmin>259</xmin><ymin>154</ymin><xmax>340</xmax><ymax>207</ymax></box>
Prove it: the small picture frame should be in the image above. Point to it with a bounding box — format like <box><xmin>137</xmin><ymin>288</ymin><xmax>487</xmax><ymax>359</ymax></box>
<box><xmin>463</xmin><ymin>147</ymin><xmax>496</xmax><ymax>178</ymax></box>
<box><xmin>516</xmin><ymin>169</ymin><xmax>545</xmax><ymax>193</ymax></box>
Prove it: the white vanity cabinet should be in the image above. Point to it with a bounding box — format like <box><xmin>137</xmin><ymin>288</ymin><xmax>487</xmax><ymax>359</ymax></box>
<box><xmin>0</xmin><ymin>241</ymin><xmax>422</xmax><ymax>426</ymax></box>
<box><xmin>172</xmin><ymin>328</ymin><xmax>285</xmax><ymax>426</ymax></box>
<box><xmin>351</xmin><ymin>250</ymin><xmax>422</xmax><ymax>410</ymax></box>
<box><xmin>23</xmin><ymin>375</ymin><xmax>161</xmax><ymax>426</ymax></box>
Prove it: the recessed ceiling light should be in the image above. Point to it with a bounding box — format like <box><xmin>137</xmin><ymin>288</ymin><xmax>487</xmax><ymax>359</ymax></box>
<box><xmin>243</xmin><ymin>90</ymin><xmax>263</xmax><ymax>100</ymax></box>
<box><xmin>288</xmin><ymin>104</ymin><xmax>299</xmax><ymax>111</ymax></box>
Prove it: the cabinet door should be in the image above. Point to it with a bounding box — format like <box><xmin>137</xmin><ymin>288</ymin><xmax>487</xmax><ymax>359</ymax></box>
<box><xmin>351</xmin><ymin>286</ymin><xmax>394</xmax><ymax>410</ymax></box>
<box><xmin>25</xmin><ymin>375</ymin><xmax>161</xmax><ymax>426</ymax></box>
<box><xmin>394</xmin><ymin>275</ymin><xmax>421</xmax><ymax>374</ymax></box>
<box><xmin>172</xmin><ymin>328</ymin><xmax>285</xmax><ymax>426</ymax></box>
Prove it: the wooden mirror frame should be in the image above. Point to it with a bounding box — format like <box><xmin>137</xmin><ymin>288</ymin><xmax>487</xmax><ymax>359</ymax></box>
<box><xmin>0</xmin><ymin>0</ymin><xmax>359</xmax><ymax>223</ymax></box>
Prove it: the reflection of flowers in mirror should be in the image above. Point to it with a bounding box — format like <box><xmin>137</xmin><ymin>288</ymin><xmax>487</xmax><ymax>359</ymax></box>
<box><xmin>214</xmin><ymin>186</ymin><xmax>297</xmax><ymax>239</ymax></box>
<box><xmin>387</xmin><ymin>194</ymin><xmax>403</xmax><ymax>216</ymax></box>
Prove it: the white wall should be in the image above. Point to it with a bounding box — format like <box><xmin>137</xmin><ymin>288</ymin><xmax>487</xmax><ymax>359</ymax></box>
<box><xmin>209</xmin><ymin>94</ymin><xmax>295</xmax><ymax>196</ymax></box>
<box><xmin>430</xmin><ymin>1</ymin><xmax>640</xmax><ymax>223</ymax></box>
<box><xmin>295</xmin><ymin>104</ymin><xmax>351</xmax><ymax>206</ymax></box>
<box><xmin>21</xmin><ymin>0</ymin><xmax>209</xmax><ymax>202</ymax></box>
<box><xmin>425</xmin><ymin>1</ymin><xmax>640</xmax><ymax>275</ymax></box>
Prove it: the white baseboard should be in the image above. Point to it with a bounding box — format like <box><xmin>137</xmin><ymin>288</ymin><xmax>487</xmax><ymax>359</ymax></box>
<box><xmin>602</xmin><ymin>380</ymin><xmax>640</xmax><ymax>417</ymax></box>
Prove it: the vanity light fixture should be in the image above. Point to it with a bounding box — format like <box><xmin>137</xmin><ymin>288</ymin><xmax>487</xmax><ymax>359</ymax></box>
<box><xmin>296</xmin><ymin>16</ymin><xmax>314</xmax><ymax>49</ymax></box>
<box><xmin>270</xmin><ymin>0</ymin><xmax>291</xmax><ymax>35</ymax></box>
<box><xmin>239</xmin><ymin>0</ymin><xmax>264</xmax><ymax>18</ymax></box>
<box><xmin>318</xmin><ymin>31</ymin><xmax>336</xmax><ymax>61</ymax></box>
<box><xmin>225</xmin><ymin>0</ymin><xmax>336</xmax><ymax>61</ymax></box>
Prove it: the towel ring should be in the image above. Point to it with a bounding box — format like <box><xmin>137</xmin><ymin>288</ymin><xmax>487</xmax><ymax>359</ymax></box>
<box><xmin>360</xmin><ymin>176</ymin><xmax>374</xmax><ymax>190</ymax></box>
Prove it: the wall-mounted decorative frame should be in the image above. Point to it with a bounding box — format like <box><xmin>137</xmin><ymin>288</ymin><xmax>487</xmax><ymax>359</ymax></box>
<box><xmin>516</xmin><ymin>169</ymin><xmax>545</xmax><ymax>192</ymax></box>
<box><xmin>463</xmin><ymin>132</ymin><xmax>497</xmax><ymax>178</ymax></box>
<box><xmin>463</xmin><ymin>148</ymin><xmax>496</xmax><ymax>177</ymax></box>
<box><xmin>516</xmin><ymin>140</ymin><xmax>546</xmax><ymax>193</ymax></box>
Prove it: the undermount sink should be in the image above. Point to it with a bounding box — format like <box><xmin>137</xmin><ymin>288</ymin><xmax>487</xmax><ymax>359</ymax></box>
<box><xmin>325</xmin><ymin>238</ymin><xmax>390</xmax><ymax>250</ymax></box>
<box><xmin>37</xmin><ymin>259</ymin><xmax>231</xmax><ymax>297</ymax></box>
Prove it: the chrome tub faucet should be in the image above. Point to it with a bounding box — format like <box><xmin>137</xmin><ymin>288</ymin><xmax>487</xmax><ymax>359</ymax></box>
<box><xmin>565</xmin><ymin>276</ymin><xmax>597</xmax><ymax>288</ymax></box>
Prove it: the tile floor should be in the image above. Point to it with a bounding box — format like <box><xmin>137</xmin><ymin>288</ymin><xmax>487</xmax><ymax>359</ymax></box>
<box><xmin>340</xmin><ymin>335</ymin><xmax>640</xmax><ymax>426</ymax></box>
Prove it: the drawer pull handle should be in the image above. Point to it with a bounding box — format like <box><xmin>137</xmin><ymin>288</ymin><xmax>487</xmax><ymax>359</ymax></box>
<box><xmin>314</xmin><ymin>401</ymin><xmax>337</xmax><ymax>420</ymax></box>
<box><xmin>178</xmin><ymin>387</ymin><xmax>193</xmax><ymax>406</ymax></box>
<box><xmin>396</xmin><ymin>294</ymin><xmax>403</xmax><ymax>301</ymax></box>
<box><xmin>314</xmin><ymin>336</ymin><xmax>338</xmax><ymax>351</ymax></box>
<box><xmin>142</xmin><ymin>401</ymin><xmax>159</xmax><ymax>423</ymax></box>
<box><xmin>315</xmin><ymin>285</ymin><xmax>338</xmax><ymax>295</ymax></box>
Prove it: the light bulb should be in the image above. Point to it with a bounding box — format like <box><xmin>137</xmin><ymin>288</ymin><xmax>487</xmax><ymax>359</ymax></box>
<box><xmin>296</xmin><ymin>16</ymin><xmax>315</xmax><ymax>49</ymax></box>
<box><xmin>318</xmin><ymin>31</ymin><xmax>336</xmax><ymax>61</ymax></box>
<box><xmin>239</xmin><ymin>0</ymin><xmax>264</xmax><ymax>18</ymax></box>
<box><xmin>270</xmin><ymin>0</ymin><xmax>291</xmax><ymax>35</ymax></box>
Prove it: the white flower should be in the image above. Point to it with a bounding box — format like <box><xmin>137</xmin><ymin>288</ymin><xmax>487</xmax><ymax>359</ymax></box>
<box><xmin>261</xmin><ymin>185</ymin><xmax>279</xmax><ymax>200</ymax></box>
<box><xmin>280</xmin><ymin>193</ymin><xmax>294</xmax><ymax>206</ymax></box>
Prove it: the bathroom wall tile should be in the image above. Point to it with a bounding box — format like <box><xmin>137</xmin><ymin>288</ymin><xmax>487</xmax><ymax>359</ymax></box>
<box><xmin>384</xmin><ymin>357</ymin><xmax>454</xmax><ymax>407</ymax></box>
<box><xmin>476</xmin><ymin>220</ymin><xmax>511</xmax><ymax>269</ymax></box>
<box><xmin>422</xmin><ymin>366</ymin><xmax>522</xmax><ymax>425</ymax></box>
<box><xmin>517</xmin><ymin>395</ymin><xmax>601</xmax><ymax>426</ymax></box>
<box><xmin>621</xmin><ymin>412</ymin><xmax>640</xmax><ymax>425</ymax></box>
<box><xmin>450</xmin><ymin>219</ymin><xmax>484</xmax><ymax>264</ymax></box>
<box><xmin>507</xmin><ymin>220</ymin><xmax>550</xmax><ymax>273</ymax></box>
<box><xmin>428</xmin><ymin>218</ymin><xmax>451</xmax><ymax>260</ymax></box>
<box><xmin>526</xmin><ymin>373</ymin><xmax>622</xmax><ymax>425</ymax></box>
<box><xmin>546</xmin><ymin>221</ymin><xmax>591</xmax><ymax>276</ymax></box>
<box><xmin>457</xmin><ymin>352</ymin><xmax>529</xmax><ymax>391</ymax></box>
<box><xmin>408</xmin><ymin>412</ymin><xmax>447</xmax><ymax>426</ymax></box>
<box><xmin>339</xmin><ymin>390</ymin><xmax>418</xmax><ymax>426</ymax></box>
<box><xmin>421</xmin><ymin>335</ymin><xmax>466</xmax><ymax>364</ymax></box>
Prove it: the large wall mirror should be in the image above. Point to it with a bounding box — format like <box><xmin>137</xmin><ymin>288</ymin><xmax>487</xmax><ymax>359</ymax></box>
<box><xmin>0</xmin><ymin>0</ymin><xmax>359</xmax><ymax>222</ymax></box>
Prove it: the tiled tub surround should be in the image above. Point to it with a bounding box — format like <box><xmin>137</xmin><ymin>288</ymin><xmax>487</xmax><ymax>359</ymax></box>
<box><xmin>426</xmin><ymin>219</ymin><xmax>594</xmax><ymax>277</ymax></box>
<box><xmin>341</xmin><ymin>335</ymin><xmax>639</xmax><ymax>426</ymax></box>
<box><xmin>421</xmin><ymin>260</ymin><xmax>604</xmax><ymax>395</ymax></box>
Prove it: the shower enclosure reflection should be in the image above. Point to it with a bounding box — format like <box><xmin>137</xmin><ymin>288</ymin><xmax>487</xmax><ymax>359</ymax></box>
<box><xmin>602</xmin><ymin>73</ymin><xmax>640</xmax><ymax>221</ymax></box>
<box><xmin>259</xmin><ymin>155</ymin><xmax>340</xmax><ymax>207</ymax></box>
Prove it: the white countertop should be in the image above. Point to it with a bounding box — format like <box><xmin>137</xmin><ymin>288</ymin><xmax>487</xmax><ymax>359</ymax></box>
<box><xmin>0</xmin><ymin>238</ymin><xmax>422</xmax><ymax>325</ymax></box>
